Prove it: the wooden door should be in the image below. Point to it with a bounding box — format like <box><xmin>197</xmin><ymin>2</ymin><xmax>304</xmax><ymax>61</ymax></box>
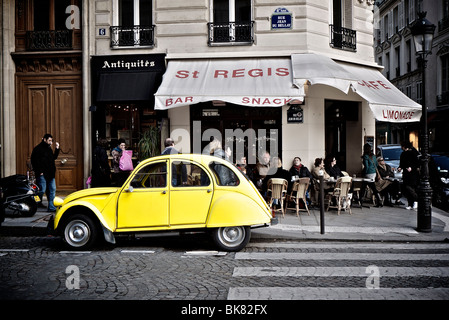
<box><xmin>16</xmin><ymin>75</ymin><xmax>83</xmax><ymax>191</ymax></box>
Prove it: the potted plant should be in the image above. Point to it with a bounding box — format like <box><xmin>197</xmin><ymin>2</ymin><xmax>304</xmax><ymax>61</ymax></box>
<box><xmin>138</xmin><ymin>126</ymin><xmax>160</xmax><ymax>161</ymax></box>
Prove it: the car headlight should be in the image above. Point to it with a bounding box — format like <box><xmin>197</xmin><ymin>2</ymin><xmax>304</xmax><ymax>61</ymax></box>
<box><xmin>53</xmin><ymin>196</ymin><xmax>64</xmax><ymax>207</ymax></box>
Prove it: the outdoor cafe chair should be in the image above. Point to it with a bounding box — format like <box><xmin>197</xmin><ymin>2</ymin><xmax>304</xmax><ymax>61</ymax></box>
<box><xmin>267</xmin><ymin>178</ymin><xmax>288</xmax><ymax>217</ymax></box>
<box><xmin>287</xmin><ymin>177</ymin><xmax>310</xmax><ymax>216</ymax></box>
<box><xmin>325</xmin><ymin>176</ymin><xmax>353</xmax><ymax>215</ymax></box>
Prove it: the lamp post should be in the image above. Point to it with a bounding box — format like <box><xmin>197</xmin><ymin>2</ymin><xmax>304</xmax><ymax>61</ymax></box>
<box><xmin>411</xmin><ymin>12</ymin><xmax>436</xmax><ymax>232</ymax></box>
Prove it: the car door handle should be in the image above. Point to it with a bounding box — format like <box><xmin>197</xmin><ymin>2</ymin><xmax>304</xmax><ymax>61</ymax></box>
<box><xmin>162</xmin><ymin>190</ymin><xmax>167</xmax><ymax>194</ymax></box>
<box><xmin>207</xmin><ymin>189</ymin><xmax>212</xmax><ymax>193</ymax></box>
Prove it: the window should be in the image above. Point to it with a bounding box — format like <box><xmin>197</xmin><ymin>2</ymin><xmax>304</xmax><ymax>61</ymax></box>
<box><xmin>330</xmin><ymin>0</ymin><xmax>356</xmax><ymax>51</ymax></box>
<box><xmin>208</xmin><ymin>0</ymin><xmax>253</xmax><ymax>45</ymax></box>
<box><xmin>417</xmin><ymin>81</ymin><xmax>423</xmax><ymax>105</ymax></box>
<box><xmin>111</xmin><ymin>0</ymin><xmax>154</xmax><ymax>47</ymax></box>
<box><xmin>27</xmin><ymin>0</ymin><xmax>79</xmax><ymax>50</ymax></box>
<box><xmin>210</xmin><ymin>162</ymin><xmax>239</xmax><ymax>186</ymax></box>
<box><xmin>130</xmin><ymin>162</ymin><xmax>167</xmax><ymax>188</ymax></box>
<box><xmin>171</xmin><ymin>161</ymin><xmax>211</xmax><ymax>187</ymax></box>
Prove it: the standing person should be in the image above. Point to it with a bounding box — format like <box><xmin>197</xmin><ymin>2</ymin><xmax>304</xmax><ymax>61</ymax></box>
<box><xmin>31</xmin><ymin>133</ymin><xmax>60</xmax><ymax>212</ymax></box>
<box><xmin>111</xmin><ymin>139</ymin><xmax>131</xmax><ymax>186</ymax></box>
<box><xmin>91</xmin><ymin>138</ymin><xmax>111</xmax><ymax>188</ymax></box>
<box><xmin>398</xmin><ymin>140</ymin><xmax>420</xmax><ymax>210</ymax></box>
<box><xmin>361</xmin><ymin>143</ymin><xmax>383</xmax><ymax>207</ymax></box>
<box><xmin>161</xmin><ymin>137</ymin><xmax>179</xmax><ymax>155</ymax></box>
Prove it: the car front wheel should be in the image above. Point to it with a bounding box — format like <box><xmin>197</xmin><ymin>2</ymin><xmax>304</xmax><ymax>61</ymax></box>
<box><xmin>62</xmin><ymin>214</ymin><xmax>98</xmax><ymax>250</ymax></box>
<box><xmin>212</xmin><ymin>226</ymin><xmax>250</xmax><ymax>252</ymax></box>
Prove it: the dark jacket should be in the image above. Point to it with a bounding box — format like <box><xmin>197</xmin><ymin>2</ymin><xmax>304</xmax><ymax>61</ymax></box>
<box><xmin>399</xmin><ymin>147</ymin><xmax>420</xmax><ymax>186</ymax></box>
<box><xmin>31</xmin><ymin>141</ymin><xmax>60</xmax><ymax>180</ymax></box>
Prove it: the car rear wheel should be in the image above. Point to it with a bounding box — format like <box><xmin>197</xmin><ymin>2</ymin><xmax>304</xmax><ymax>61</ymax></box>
<box><xmin>62</xmin><ymin>214</ymin><xmax>98</xmax><ymax>250</ymax></box>
<box><xmin>212</xmin><ymin>226</ymin><xmax>250</xmax><ymax>252</ymax></box>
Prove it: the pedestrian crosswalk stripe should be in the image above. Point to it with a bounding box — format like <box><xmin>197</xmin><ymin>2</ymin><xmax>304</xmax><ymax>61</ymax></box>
<box><xmin>268</xmin><ymin>224</ymin><xmax>419</xmax><ymax>234</ymax></box>
<box><xmin>233</xmin><ymin>266</ymin><xmax>449</xmax><ymax>277</ymax></box>
<box><xmin>121</xmin><ymin>250</ymin><xmax>155</xmax><ymax>254</ymax></box>
<box><xmin>227</xmin><ymin>287</ymin><xmax>449</xmax><ymax>300</ymax></box>
<box><xmin>235</xmin><ymin>252</ymin><xmax>449</xmax><ymax>260</ymax></box>
<box><xmin>248</xmin><ymin>242</ymin><xmax>449</xmax><ymax>250</ymax></box>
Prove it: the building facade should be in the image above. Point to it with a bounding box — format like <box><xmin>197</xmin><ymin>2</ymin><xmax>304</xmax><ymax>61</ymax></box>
<box><xmin>1</xmin><ymin>0</ymin><xmax>420</xmax><ymax>190</ymax></box>
<box><xmin>374</xmin><ymin>0</ymin><xmax>449</xmax><ymax>153</ymax></box>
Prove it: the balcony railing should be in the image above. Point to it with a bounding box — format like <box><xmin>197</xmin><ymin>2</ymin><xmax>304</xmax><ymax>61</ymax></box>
<box><xmin>329</xmin><ymin>25</ymin><xmax>357</xmax><ymax>52</ymax></box>
<box><xmin>208</xmin><ymin>21</ymin><xmax>254</xmax><ymax>46</ymax></box>
<box><xmin>110</xmin><ymin>25</ymin><xmax>155</xmax><ymax>48</ymax></box>
<box><xmin>26</xmin><ymin>30</ymin><xmax>73</xmax><ymax>51</ymax></box>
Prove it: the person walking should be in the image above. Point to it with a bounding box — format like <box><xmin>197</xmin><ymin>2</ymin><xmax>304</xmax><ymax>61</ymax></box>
<box><xmin>361</xmin><ymin>143</ymin><xmax>383</xmax><ymax>207</ymax></box>
<box><xmin>398</xmin><ymin>140</ymin><xmax>420</xmax><ymax>210</ymax></box>
<box><xmin>161</xmin><ymin>137</ymin><xmax>179</xmax><ymax>155</ymax></box>
<box><xmin>31</xmin><ymin>133</ymin><xmax>60</xmax><ymax>212</ymax></box>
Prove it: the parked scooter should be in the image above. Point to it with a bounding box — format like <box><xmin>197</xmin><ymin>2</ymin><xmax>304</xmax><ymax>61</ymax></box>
<box><xmin>0</xmin><ymin>174</ymin><xmax>40</xmax><ymax>218</ymax></box>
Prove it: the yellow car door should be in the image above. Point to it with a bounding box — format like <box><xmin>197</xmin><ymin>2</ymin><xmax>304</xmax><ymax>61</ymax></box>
<box><xmin>169</xmin><ymin>160</ymin><xmax>213</xmax><ymax>226</ymax></box>
<box><xmin>117</xmin><ymin>161</ymin><xmax>169</xmax><ymax>229</ymax></box>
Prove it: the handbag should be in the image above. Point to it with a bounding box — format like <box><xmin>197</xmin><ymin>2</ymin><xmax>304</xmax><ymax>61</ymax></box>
<box><xmin>119</xmin><ymin>150</ymin><xmax>134</xmax><ymax>171</ymax></box>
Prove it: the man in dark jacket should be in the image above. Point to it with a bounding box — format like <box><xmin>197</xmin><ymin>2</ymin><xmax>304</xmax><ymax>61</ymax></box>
<box><xmin>398</xmin><ymin>140</ymin><xmax>420</xmax><ymax>210</ymax></box>
<box><xmin>31</xmin><ymin>133</ymin><xmax>60</xmax><ymax>212</ymax></box>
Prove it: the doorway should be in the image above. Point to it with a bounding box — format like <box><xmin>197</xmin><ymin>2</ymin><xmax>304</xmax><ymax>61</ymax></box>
<box><xmin>325</xmin><ymin>100</ymin><xmax>359</xmax><ymax>171</ymax></box>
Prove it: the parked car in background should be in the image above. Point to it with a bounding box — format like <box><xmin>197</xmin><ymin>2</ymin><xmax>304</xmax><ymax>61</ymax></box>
<box><xmin>376</xmin><ymin>144</ymin><xmax>403</xmax><ymax>180</ymax></box>
<box><xmin>50</xmin><ymin>154</ymin><xmax>277</xmax><ymax>251</ymax></box>
<box><xmin>430</xmin><ymin>154</ymin><xmax>449</xmax><ymax>211</ymax></box>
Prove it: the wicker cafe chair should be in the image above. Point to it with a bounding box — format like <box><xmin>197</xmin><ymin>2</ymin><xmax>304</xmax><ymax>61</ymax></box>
<box><xmin>287</xmin><ymin>177</ymin><xmax>310</xmax><ymax>216</ymax></box>
<box><xmin>266</xmin><ymin>178</ymin><xmax>288</xmax><ymax>217</ymax></box>
<box><xmin>325</xmin><ymin>176</ymin><xmax>353</xmax><ymax>215</ymax></box>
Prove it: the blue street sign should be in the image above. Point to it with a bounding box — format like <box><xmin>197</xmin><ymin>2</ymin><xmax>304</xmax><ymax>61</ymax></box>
<box><xmin>271</xmin><ymin>8</ymin><xmax>292</xmax><ymax>30</ymax></box>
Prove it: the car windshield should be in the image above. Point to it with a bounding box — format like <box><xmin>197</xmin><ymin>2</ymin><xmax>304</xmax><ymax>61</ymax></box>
<box><xmin>433</xmin><ymin>156</ymin><xmax>449</xmax><ymax>171</ymax></box>
<box><xmin>382</xmin><ymin>147</ymin><xmax>402</xmax><ymax>161</ymax></box>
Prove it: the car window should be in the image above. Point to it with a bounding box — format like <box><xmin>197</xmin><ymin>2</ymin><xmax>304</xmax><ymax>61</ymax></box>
<box><xmin>130</xmin><ymin>162</ymin><xmax>167</xmax><ymax>188</ymax></box>
<box><xmin>209</xmin><ymin>162</ymin><xmax>240</xmax><ymax>186</ymax></box>
<box><xmin>171</xmin><ymin>161</ymin><xmax>211</xmax><ymax>187</ymax></box>
<box><xmin>382</xmin><ymin>147</ymin><xmax>402</xmax><ymax>161</ymax></box>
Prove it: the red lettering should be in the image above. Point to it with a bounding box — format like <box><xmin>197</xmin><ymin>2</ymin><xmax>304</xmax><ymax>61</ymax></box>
<box><xmin>248</xmin><ymin>69</ymin><xmax>263</xmax><ymax>77</ymax></box>
<box><xmin>378</xmin><ymin>81</ymin><xmax>391</xmax><ymax>89</ymax></box>
<box><xmin>369</xmin><ymin>81</ymin><xmax>379</xmax><ymax>89</ymax></box>
<box><xmin>276</xmin><ymin>68</ymin><xmax>289</xmax><ymax>76</ymax></box>
<box><xmin>233</xmin><ymin>69</ymin><xmax>245</xmax><ymax>77</ymax></box>
<box><xmin>176</xmin><ymin>70</ymin><xmax>190</xmax><ymax>78</ymax></box>
<box><xmin>214</xmin><ymin>70</ymin><xmax>228</xmax><ymax>78</ymax></box>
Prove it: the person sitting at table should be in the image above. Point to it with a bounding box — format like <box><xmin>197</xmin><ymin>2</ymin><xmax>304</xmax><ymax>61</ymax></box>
<box><xmin>289</xmin><ymin>157</ymin><xmax>313</xmax><ymax>202</ymax></box>
<box><xmin>324</xmin><ymin>154</ymin><xmax>344</xmax><ymax>180</ymax></box>
<box><xmin>376</xmin><ymin>156</ymin><xmax>403</xmax><ymax>206</ymax></box>
<box><xmin>311</xmin><ymin>157</ymin><xmax>332</xmax><ymax>205</ymax></box>
<box><xmin>360</xmin><ymin>143</ymin><xmax>382</xmax><ymax>207</ymax></box>
<box><xmin>261</xmin><ymin>157</ymin><xmax>291</xmax><ymax>205</ymax></box>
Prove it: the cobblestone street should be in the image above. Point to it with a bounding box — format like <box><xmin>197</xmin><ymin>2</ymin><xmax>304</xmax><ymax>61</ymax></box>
<box><xmin>1</xmin><ymin>235</ymin><xmax>449</xmax><ymax>302</ymax></box>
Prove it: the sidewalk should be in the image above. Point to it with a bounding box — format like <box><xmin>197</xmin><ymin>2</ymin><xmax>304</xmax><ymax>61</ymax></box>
<box><xmin>1</xmin><ymin>197</ymin><xmax>449</xmax><ymax>242</ymax></box>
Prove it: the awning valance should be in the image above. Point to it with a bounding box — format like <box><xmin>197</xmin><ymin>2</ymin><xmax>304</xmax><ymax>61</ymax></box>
<box><xmin>97</xmin><ymin>72</ymin><xmax>159</xmax><ymax>102</ymax></box>
<box><xmin>292</xmin><ymin>53</ymin><xmax>422</xmax><ymax>123</ymax></box>
<box><xmin>154</xmin><ymin>58</ymin><xmax>304</xmax><ymax>110</ymax></box>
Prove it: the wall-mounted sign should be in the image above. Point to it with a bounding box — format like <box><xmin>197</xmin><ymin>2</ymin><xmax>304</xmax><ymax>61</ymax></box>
<box><xmin>287</xmin><ymin>104</ymin><xmax>304</xmax><ymax>123</ymax></box>
<box><xmin>271</xmin><ymin>8</ymin><xmax>292</xmax><ymax>30</ymax></box>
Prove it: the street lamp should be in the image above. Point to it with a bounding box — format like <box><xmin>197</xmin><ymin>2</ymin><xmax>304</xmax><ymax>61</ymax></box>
<box><xmin>411</xmin><ymin>12</ymin><xmax>436</xmax><ymax>232</ymax></box>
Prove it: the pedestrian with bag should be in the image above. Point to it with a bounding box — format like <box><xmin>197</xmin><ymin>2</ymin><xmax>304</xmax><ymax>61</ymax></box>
<box><xmin>30</xmin><ymin>133</ymin><xmax>60</xmax><ymax>212</ymax></box>
<box><xmin>111</xmin><ymin>139</ymin><xmax>133</xmax><ymax>186</ymax></box>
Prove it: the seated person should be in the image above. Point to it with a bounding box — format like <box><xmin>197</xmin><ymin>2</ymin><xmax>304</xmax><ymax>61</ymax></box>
<box><xmin>376</xmin><ymin>157</ymin><xmax>403</xmax><ymax>206</ymax></box>
<box><xmin>324</xmin><ymin>154</ymin><xmax>344</xmax><ymax>180</ymax></box>
<box><xmin>261</xmin><ymin>157</ymin><xmax>291</xmax><ymax>196</ymax></box>
<box><xmin>289</xmin><ymin>157</ymin><xmax>313</xmax><ymax>200</ymax></box>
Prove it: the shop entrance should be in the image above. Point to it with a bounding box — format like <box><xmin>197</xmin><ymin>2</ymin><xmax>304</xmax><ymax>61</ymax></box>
<box><xmin>190</xmin><ymin>103</ymin><xmax>282</xmax><ymax>165</ymax></box>
<box><xmin>325</xmin><ymin>100</ymin><xmax>359</xmax><ymax>171</ymax></box>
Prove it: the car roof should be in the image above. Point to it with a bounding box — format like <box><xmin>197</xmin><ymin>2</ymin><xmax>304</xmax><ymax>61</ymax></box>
<box><xmin>139</xmin><ymin>153</ymin><xmax>231</xmax><ymax>166</ymax></box>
